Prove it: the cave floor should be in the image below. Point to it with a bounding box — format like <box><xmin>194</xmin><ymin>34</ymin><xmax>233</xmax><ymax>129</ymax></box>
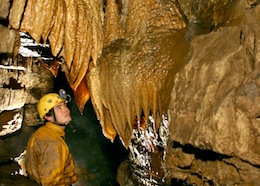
<box><xmin>0</xmin><ymin>161</ymin><xmax>38</xmax><ymax>186</ymax></box>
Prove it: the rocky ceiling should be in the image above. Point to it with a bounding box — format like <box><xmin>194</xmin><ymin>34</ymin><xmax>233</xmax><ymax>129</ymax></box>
<box><xmin>1</xmin><ymin>0</ymin><xmax>260</xmax><ymax>185</ymax></box>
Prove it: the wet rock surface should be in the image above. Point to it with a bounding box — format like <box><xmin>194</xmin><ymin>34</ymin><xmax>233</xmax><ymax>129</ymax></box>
<box><xmin>168</xmin><ymin>24</ymin><xmax>260</xmax><ymax>185</ymax></box>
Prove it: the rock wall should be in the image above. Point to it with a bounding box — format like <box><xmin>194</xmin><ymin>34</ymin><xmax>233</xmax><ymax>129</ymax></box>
<box><xmin>0</xmin><ymin>0</ymin><xmax>54</xmax><ymax>154</ymax></box>
<box><xmin>167</xmin><ymin>16</ymin><xmax>260</xmax><ymax>186</ymax></box>
<box><xmin>0</xmin><ymin>0</ymin><xmax>54</xmax><ymax>129</ymax></box>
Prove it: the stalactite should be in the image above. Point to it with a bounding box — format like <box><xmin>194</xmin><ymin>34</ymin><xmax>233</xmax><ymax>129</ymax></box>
<box><xmin>87</xmin><ymin>62</ymin><xmax>118</xmax><ymax>142</ymax></box>
<box><xmin>63</xmin><ymin>0</ymin><xmax>78</xmax><ymax>70</ymax></box>
<box><xmin>8</xmin><ymin>0</ymin><xmax>27</xmax><ymax>29</ymax></box>
<box><xmin>47</xmin><ymin>0</ymin><xmax>65</xmax><ymax>56</ymax></box>
<box><xmin>87</xmin><ymin>0</ymin><xmax>104</xmax><ymax>66</ymax></box>
<box><xmin>41</xmin><ymin>0</ymin><xmax>56</xmax><ymax>45</ymax></box>
<box><xmin>9</xmin><ymin>0</ymin><xmax>104</xmax><ymax>113</ymax></box>
<box><xmin>104</xmin><ymin>0</ymin><xmax>123</xmax><ymax>46</ymax></box>
<box><xmin>71</xmin><ymin>0</ymin><xmax>88</xmax><ymax>83</ymax></box>
<box><xmin>73</xmin><ymin>76</ymin><xmax>90</xmax><ymax>114</ymax></box>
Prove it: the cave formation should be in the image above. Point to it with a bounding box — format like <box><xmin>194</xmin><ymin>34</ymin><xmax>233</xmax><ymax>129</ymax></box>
<box><xmin>1</xmin><ymin>0</ymin><xmax>260</xmax><ymax>185</ymax></box>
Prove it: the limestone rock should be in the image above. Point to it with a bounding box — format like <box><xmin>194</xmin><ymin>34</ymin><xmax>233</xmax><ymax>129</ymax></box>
<box><xmin>0</xmin><ymin>25</ymin><xmax>17</xmax><ymax>54</ymax></box>
<box><xmin>0</xmin><ymin>0</ymin><xmax>10</xmax><ymax>19</ymax></box>
<box><xmin>168</xmin><ymin>24</ymin><xmax>260</xmax><ymax>185</ymax></box>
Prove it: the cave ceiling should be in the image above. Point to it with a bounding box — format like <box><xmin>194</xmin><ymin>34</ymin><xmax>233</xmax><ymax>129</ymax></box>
<box><xmin>2</xmin><ymin>0</ymin><xmax>259</xmax><ymax>148</ymax></box>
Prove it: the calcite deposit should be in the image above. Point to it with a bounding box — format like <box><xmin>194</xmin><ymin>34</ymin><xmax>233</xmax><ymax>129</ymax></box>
<box><xmin>0</xmin><ymin>0</ymin><xmax>260</xmax><ymax>185</ymax></box>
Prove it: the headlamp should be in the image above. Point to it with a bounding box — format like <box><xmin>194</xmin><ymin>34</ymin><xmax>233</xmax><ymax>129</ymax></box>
<box><xmin>59</xmin><ymin>89</ymin><xmax>71</xmax><ymax>103</ymax></box>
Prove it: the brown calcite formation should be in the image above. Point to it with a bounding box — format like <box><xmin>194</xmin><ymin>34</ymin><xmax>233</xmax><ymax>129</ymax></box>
<box><xmin>7</xmin><ymin>0</ymin><xmax>188</xmax><ymax>146</ymax></box>
<box><xmin>8</xmin><ymin>0</ymin><xmax>105</xmax><ymax>112</ymax></box>
<box><xmin>87</xmin><ymin>0</ymin><xmax>188</xmax><ymax>146</ymax></box>
<box><xmin>168</xmin><ymin>24</ymin><xmax>260</xmax><ymax>185</ymax></box>
<box><xmin>103</xmin><ymin>0</ymin><xmax>123</xmax><ymax>46</ymax></box>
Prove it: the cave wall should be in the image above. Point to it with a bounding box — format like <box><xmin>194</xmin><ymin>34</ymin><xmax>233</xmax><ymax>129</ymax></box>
<box><xmin>166</xmin><ymin>1</ymin><xmax>260</xmax><ymax>185</ymax></box>
<box><xmin>0</xmin><ymin>0</ymin><xmax>54</xmax><ymax>131</ymax></box>
<box><xmin>0</xmin><ymin>1</ymin><xmax>54</xmax><ymax>183</ymax></box>
<box><xmin>167</xmin><ymin>1</ymin><xmax>260</xmax><ymax>185</ymax></box>
<box><xmin>168</xmin><ymin>24</ymin><xmax>260</xmax><ymax>185</ymax></box>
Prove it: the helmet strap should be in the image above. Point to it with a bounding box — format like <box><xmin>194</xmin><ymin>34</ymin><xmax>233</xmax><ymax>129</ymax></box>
<box><xmin>52</xmin><ymin>109</ymin><xmax>69</xmax><ymax>126</ymax></box>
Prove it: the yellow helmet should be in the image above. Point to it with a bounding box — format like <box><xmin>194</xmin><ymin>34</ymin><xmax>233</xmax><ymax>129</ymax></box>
<box><xmin>37</xmin><ymin>93</ymin><xmax>65</xmax><ymax>121</ymax></box>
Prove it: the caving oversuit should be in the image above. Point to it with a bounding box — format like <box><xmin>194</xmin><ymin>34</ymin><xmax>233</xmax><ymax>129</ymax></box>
<box><xmin>25</xmin><ymin>122</ymin><xmax>77</xmax><ymax>185</ymax></box>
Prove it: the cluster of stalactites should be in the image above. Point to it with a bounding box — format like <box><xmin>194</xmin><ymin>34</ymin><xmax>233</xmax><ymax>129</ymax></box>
<box><xmin>8</xmin><ymin>0</ymin><xmax>187</xmax><ymax>147</ymax></box>
<box><xmin>87</xmin><ymin>0</ymin><xmax>187</xmax><ymax>147</ymax></box>
<box><xmin>8</xmin><ymin>0</ymin><xmax>108</xmax><ymax>112</ymax></box>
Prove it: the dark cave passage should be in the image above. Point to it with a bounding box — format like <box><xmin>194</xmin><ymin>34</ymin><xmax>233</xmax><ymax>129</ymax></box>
<box><xmin>65</xmin><ymin>98</ymin><xmax>128</xmax><ymax>185</ymax></box>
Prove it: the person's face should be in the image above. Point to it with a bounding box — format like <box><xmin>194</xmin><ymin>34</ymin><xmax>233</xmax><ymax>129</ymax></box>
<box><xmin>54</xmin><ymin>102</ymin><xmax>71</xmax><ymax>124</ymax></box>
<box><xmin>52</xmin><ymin>102</ymin><xmax>72</xmax><ymax>125</ymax></box>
